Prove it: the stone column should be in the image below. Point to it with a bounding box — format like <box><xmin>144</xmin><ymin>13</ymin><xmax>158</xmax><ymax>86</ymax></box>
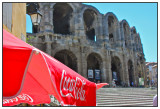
<box><xmin>106</xmin><ymin>52</ymin><xmax>112</xmax><ymax>86</ymax></box>
<box><xmin>97</xmin><ymin>15</ymin><xmax>103</xmax><ymax>39</ymax></box>
<box><xmin>81</xmin><ymin>53</ymin><xmax>87</xmax><ymax>78</ymax></box>
<box><xmin>45</xmin><ymin>34</ymin><xmax>52</xmax><ymax>55</ymax></box>
<box><xmin>77</xmin><ymin>15</ymin><xmax>85</xmax><ymax>37</ymax></box>
<box><xmin>132</xmin><ymin>59</ymin><xmax>136</xmax><ymax>85</ymax></box>
<box><xmin>119</xmin><ymin>61</ymin><xmax>125</xmax><ymax>83</ymax></box>
<box><xmin>44</xmin><ymin>5</ymin><xmax>50</xmax><ymax>31</ymax></box>
<box><xmin>116</xmin><ymin>24</ymin><xmax>122</xmax><ymax>48</ymax></box>
<box><xmin>141</xmin><ymin>63</ymin><xmax>146</xmax><ymax>86</ymax></box>
<box><xmin>49</xmin><ymin>7</ymin><xmax>53</xmax><ymax>30</ymax></box>
<box><xmin>122</xmin><ymin>53</ymin><xmax>130</xmax><ymax>86</ymax></box>
<box><xmin>134</xmin><ymin>61</ymin><xmax>138</xmax><ymax>87</ymax></box>
<box><xmin>39</xmin><ymin>7</ymin><xmax>44</xmax><ymax>32</ymax></box>
<box><xmin>70</xmin><ymin>11</ymin><xmax>75</xmax><ymax>35</ymax></box>
<box><xmin>101</xmin><ymin>60</ymin><xmax>107</xmax><ymax>83</ymax></box>
<box><xmin>125</xmin><ymin>58</ymin><xmax>130</xmax><ymax>87</ymax></box>
<box><xmin>120</xmin><ymin>24</ymin><xmax>125</xmax><ymax>48</ymax></box>
<box><xmin>103</xmin><ymin>17</ymin><xmax>110</xmax><ymax>49</ymax></box>
<box><xmin>77</xmin><ymin>51</ymin><xmax>82</xmax><ymax>75</ymax></box>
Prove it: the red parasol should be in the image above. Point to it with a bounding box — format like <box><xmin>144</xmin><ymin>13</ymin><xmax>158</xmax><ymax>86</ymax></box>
<box><xmin>3</xmin><ymin>29</ymin><xmax>108</xmax><ymax>106</ymax></box>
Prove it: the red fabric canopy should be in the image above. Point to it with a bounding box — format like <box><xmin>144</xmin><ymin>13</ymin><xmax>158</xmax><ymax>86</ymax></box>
<box><xmin>3</xmin><ymin>29</ymin><xmax>33</xmax><ymax>98</ymax></box>
<box><xmin>3</xmin><ymin>29</ymin><xmax>108</xmax><ymax>106</ymax></box>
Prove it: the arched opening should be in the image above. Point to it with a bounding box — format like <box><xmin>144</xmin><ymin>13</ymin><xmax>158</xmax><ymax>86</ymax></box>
<box><xmin>54</xmin><ymin>50</ymin><xmax>77</xmax><ymax>72</ymax></box>
<box><xmin>131</xmin><ymin>28</ymin><xmax>137</xmax><ymax>50</ymax></box>
<box><xmin>134</xmin><ymin>36</ymin><xmax>138</xmax><ymax>51</ymax></box>
<box><xmin>123</xmin><ymin>23</ymin><xmax>130</xmax><ymax>47</ymax></box>
<box><xmin>133</xmin><ymin>29</ymin><xmax>136</xmax><ymax>34</ymax></box>
<box><xmin>111</xmin><ymin>56</ymin><xmax>122</xmax><ymax>86</ymax></box>
<box><xmin>53</xmin><ymin>3</ymin><xmax>73</xmax><ymax>35</ymax></box>
<box><xmin>109</xmin><ymin>33</ymin><xmax>114</xmax><ymax>41</ymax></box>
<box><xmin>83</xmin><ymin>9</ymin><xmax>97</xmax><ymax>41</ymax></box>
<box><xmin>87</xmin><ymin>53</ymin><xmax>102</xmax><ymax>83</ymax></box>
<box><xmin>108</xmin><ymin>16</ymin><xmax>116</xmax><ymax>43</ymax></box>
<box><xmin>128</xmin><ymin>60</ymin><xmax>134</xmax><ymax>86</ymax></box>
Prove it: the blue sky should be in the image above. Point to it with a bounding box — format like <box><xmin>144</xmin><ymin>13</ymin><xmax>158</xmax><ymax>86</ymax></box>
<box><xmin>26</xmin><ymin>3</ymin><xmax>157</xmax><ymax>62</ymax></box>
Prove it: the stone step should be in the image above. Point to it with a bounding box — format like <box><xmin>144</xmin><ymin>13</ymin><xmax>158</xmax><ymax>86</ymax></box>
<box><xmin>98</xmin><ymin>90</ymin><xmax>157</xmax><ymax>92</ymax></box>
<box><xmin>97</xmin><ymin>92</ymin><xmax>156</xmax><ymax>95</ymax></box>
<box><xmin>97</xmin><ymin>100</ymin><xmax>153</xmax><ymax>104</ymax></box>
<box><xmin>98</xmin><ymin>88</ymin><xmax>157</xmax><ymax>92</ymax></box>
<box><xmin>96</xmin><ymin>88</ymin><xmax>156</xmax><ymax>106</ymax></box>
<box><xmin>97</xmin><ymin>90</ymin><xmax>157</xmax><ymax>93</ymax></box>
<box><xmin>97</xmin><ymin>102</ymin><xmax>153</xmax><ymax>106</ymax></box>
<box><xmin>96</xmin><ymin>93</ymin><xmax>155</xmax><ymax>98</ymax></box>
<box><xmin>97</xmin><ymin>97</ymin><xmax>153</xmax><ymax>101</ymax></box>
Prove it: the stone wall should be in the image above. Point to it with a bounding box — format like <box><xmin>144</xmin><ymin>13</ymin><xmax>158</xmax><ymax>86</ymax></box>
<box><xmin>27</xmin><ymin>3</ymin><xmax>146</xmax><ymax>87</ymax></box>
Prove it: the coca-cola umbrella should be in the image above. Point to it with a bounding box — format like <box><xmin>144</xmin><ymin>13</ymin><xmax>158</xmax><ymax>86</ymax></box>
<box><xmin>3</xmin><ymin>29</ymin><xmax>108</xmax><ymax>106</ymax></box>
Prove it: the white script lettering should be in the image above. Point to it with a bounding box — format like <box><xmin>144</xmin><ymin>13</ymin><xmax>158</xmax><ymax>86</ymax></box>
<box><xmin>60</xmin><ymin>70</ymin><xmax>86</xmax><ymax>101</ymax></box>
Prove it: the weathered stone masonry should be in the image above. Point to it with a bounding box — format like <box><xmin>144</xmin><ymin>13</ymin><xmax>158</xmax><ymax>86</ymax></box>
<box><xmin>27</xmin><ymin>3</ymin><xmax>146</xmax><ymax>87</ymax></box>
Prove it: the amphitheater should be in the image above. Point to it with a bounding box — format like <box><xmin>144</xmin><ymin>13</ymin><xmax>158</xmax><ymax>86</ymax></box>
<box><xmin>27</xmin><ymin>3</ymin><xmax>146</xmax><ymax>87</ymax></box>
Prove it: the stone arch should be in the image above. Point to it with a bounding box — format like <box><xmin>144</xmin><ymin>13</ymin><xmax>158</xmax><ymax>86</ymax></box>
<box><xmin>53</xmin><ymin>3</ymin><xmax>73</xmax><ymax>35</ymax></box>
<box><xmin>111</xmin><ymin>56</ymin><xmax>122</xmax><ymax>85</ymax></box>
<box><xmin>81</xmin><ymin>5</ymin><xmax>101</xmax><ymax>41</ymax></box>
<box><xmin>131</xmin><ymin>26</ymin><xmax>137</xmax><ymax>34</ymax></box>
<box><xmin>128</xmin><ymin>59</ymin><xmax>134</xmax><ymax>86</ymax></box>
<box><xmin>87</xmin><ymin>52</ymin><xmax>103</xmax><ymax>82</ymax></box>
<box><xmin>83</xmin><ymin>9</ymin><xmax>98</xmax><ymax>41</ymax></box>
<box><xmin>104</xmin><ymin>12</ymin><xmax>120</xmax><ymax>43</ymax></box>
<box><xmin>131</xmin><ymin>26</ymin><xmax>137</xmax><ymax>50</ymax></box>
<box><xmin>54</xmin><ymin>49</ymin><xmax>77</xmax><ymax>72</ymax></box>
<box><xmin>134</xmin><ymin>34</ymin><xmax>141</xmax><ymax>52</ymax></box>
<box><xmin>134</xmin><ymin>35</ymin><xmax>139</xmax><ymax>51</ymax></box>
<box><xmin>120</xmin><ymin>20</ymin><xmax>131</xmax><ymax>48</ymax></box>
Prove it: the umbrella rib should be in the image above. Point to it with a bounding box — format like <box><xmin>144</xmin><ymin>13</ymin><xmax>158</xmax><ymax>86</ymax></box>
<box><xmin>40</xmin><ymin>52</ymin><xmax>62</xmax><ymax>103</ymax></box>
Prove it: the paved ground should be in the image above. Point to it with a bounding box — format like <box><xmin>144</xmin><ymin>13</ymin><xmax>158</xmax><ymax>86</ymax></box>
<box><xmin>96</xmin><ymin>88</ymin><xmax>157</xmax><ymax>106</ymax></box>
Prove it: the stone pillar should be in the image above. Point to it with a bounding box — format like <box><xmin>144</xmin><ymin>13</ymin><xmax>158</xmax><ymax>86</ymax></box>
<box><xmin>119</xmin><ymin>62</ymin><xmax>125</xmax><ymax>84</ymax></box>
<box><xmin>122</xmin><ymin>54</ymin><xmax>130</xmax><ymax>86</ymax></box>
<box><xmin>120</xmin><ymin>24</ymin><xmax>125</xmax><ymax>48</ymax></box>
<box><xmin>103</xmin><ymin>17</ymin><xmax>110</xmax><ymax>49</ymax></box>
<box><xmin>97</xmin><ymin>15</ymin><xmax>103</xmax><ymax>39</ymax></box>
<box><xmin>132</xmin><ymin>60</ymin><xmax>136</xmax><ymax>85</ymax></box>
<box><xmin>70</xmin><ymin>11</ymin><xmax>75</xmax><ymax>35</ymax></box>
<box><xmin>101</xmin><ymin>60</ymin><xmax>107</xmax><ymax>83</ymax></box>
<box><xmin>106</xmin><ymin>52</ymin><xmax>112</xmax><ymax>86</ymax></box>
<box><xmin>142</xmin><ymin>63</ymin><xmax>146</xmax><ymax>86</ymax></box>
<box><xmin>44</xmin><ymin>8</ymin><xmax>49</xmax><ymax>23</ymax></box>
<box><xmin>116</xmin><ymin>24</ymin><xmax>122</xmax><ymax>48</ymax></box>
<box><xmin>44</xmin><ymin>5</ymin><xmax>50</xmax><ymax>31</ymax></box>
<box><xmin>39</xmin><ymin>7</ymin><xmax>44</xmax><ymax>32</ymax></box>
<box><xmin>49</xmin><ymin>7</ymin><xmax>53</xmax><ymax>30</ymax></box>
<box><xmin>81</xmin><ymin>53</ymin><xmax>87</xmax><ymax>78</ymax></box>
<box><xmin>77</xmin><ymin>15</ymin><xmax>85</xmax><ymax>37</ymax></box>
<box><xmin>45</xmin><ymin>34</ymin><xmax>52</xmax><ymax>55</ymax></box>
<box><xmin>77</xmin><ymin>51</ymin><xmax>82</xmax><ymax>76</ymax></box>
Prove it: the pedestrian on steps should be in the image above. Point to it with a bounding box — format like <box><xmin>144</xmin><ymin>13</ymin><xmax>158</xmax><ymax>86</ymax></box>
<box><xmin>153</xmin><ymin>95</ymin><xmax>157</xmax><ymax>106</ymax></box>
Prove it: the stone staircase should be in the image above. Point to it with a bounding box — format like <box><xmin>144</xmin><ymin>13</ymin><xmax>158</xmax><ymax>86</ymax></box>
<box><xmin>96</xmin><ymin>88</ymin><xmax>157</xmax><ymax>106</ymax></box>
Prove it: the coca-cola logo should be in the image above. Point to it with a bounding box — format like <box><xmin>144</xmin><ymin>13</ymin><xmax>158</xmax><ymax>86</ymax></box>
<box><xmin>60</xmin><ymin>70</ymin><xmax>86</xmax><ymax>101</ymax></box>
<box><xmin>3</xmin><ymin>94</ymin><xmax>33</xmax><ymax>104</ymax></box>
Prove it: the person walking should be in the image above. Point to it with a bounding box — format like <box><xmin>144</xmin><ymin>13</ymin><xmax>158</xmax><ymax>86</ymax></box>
<box><xmin>112</xmin><ymin>79</ymin><xmax>116</xmax><ymax>88</ymax></box>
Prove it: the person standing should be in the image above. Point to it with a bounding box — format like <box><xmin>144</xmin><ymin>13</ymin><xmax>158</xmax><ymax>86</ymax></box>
<box><xmin>153</xmin><ymin>95</ymin><xmax>157</xmax><ymax>106</ymax></box>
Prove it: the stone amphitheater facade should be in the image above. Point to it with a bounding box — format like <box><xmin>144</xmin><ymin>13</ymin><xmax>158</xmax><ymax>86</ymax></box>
<box><xmin>27</xmin><ymin>3</ymin><xmax>146</xmax><ymax>87</ymax></box>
